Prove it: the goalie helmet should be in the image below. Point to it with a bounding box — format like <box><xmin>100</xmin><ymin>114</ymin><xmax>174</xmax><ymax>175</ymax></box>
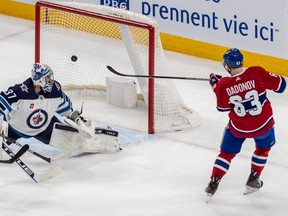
<box><xmin>31</xmin><ymin>63</ymin><xmax>54</xmax><ymax>92</ymax></box>
<box><xmin>223</xmin><ymin>48</ymin><xmax>243</xmax><ymax>73</ymax></box>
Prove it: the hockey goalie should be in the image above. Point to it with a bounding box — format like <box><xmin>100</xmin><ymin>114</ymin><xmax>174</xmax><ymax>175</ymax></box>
<box><xmin>0</xmin><ymin>63</ymin><xmax>120</xmax><ymax>157</ymax></box>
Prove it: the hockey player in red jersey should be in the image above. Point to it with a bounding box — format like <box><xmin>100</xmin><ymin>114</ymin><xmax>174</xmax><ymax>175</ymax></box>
<box><xmin>205</xmin><ymin>48</ymin><xmax>286</xmax><ymax>199</ymax></box>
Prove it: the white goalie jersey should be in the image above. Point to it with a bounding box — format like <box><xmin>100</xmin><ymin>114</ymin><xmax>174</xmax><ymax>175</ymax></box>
<box><xmin>0</xmin><ymin>78</ymin><xmax>72</xmax><ymax>137</ymax></box>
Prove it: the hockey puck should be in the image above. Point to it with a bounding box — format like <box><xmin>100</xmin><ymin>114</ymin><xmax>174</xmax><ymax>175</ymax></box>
<box><xmin>71</xmin><ymin>55</ymin><xmax>78</xmax><ymax>62</ymax></box>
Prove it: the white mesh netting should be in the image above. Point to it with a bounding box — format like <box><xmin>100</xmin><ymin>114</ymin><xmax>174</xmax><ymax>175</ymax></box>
<box><xmin>36</xmin><ymin>0</ymin><xmax>201</xmax><ymax>133</ymax></box>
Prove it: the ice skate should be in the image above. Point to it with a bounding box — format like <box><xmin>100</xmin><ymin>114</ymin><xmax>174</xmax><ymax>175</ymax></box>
<box><xmin>205</xmin><ymin>176</ymin><xmax>221</xmax><ymax>203</ymax></box>
<box><xmin>244</xmin><ymin>169</ymin><xmax>263</xmax><ymax>195</ymax></box>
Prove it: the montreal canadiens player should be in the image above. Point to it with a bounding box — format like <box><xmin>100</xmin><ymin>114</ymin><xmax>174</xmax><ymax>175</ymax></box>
<box><xmin>205</xmin><ymin>48</ymin><xmax>286</xmax><ymax>200</ymax></box>
<box><xmin>0</xmin><ymin>63</ymin><xmax>120</xmax><ymax>155</ymax></box>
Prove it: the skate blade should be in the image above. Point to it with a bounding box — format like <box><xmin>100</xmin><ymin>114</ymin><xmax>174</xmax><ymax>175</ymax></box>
<box><xmin>206</xmin><ymin>193</ymin><xmax>213</xmax><ymax>203</ymax></box>
<box><xmin>243</xmin><ymin>186</ymin><xmax>260</xmax><ymax>195</ymax></box>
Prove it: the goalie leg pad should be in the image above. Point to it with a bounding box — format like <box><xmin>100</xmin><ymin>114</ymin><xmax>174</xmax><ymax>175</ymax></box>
<box><xmin>50</xmin><ymin>123</ymin><xmax>120</xmax><ymax>153</ymax></box>
<box><xmin>50</xmin><ymin>123</ymin><xmax>95</xmax><ymax>152</ymax></box>
<box><xmin>94</xmin><ymin>127</ymin><xmax>120</xmax><ymax>153</ymax></box>
<box><xmin>64</xmin><ymin>118</ymin><xmax>94</xmax><ymax>139</ymax></box>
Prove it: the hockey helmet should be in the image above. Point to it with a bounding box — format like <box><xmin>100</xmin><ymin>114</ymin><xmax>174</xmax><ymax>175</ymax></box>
<box><xmin>223</xmin><ymin>48</ymin><xmax>243</xmax><ymax>72</ymax></box>
<box><xmin>31</xmin><ymin>63</ymin><xmax>54</xmax><ymax>93</ymax></box>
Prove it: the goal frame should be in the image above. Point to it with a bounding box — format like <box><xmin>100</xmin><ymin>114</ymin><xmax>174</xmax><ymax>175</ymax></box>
<box><xmin>35</xmin><ymin>1</ymin><xmax>156</xmax><ymax>134</ymax></box>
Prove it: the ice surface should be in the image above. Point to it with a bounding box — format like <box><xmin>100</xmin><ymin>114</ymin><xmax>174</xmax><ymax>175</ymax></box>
<box><xmin>0</xmin><ymin>14</ymin><xmax>288</xmax><ymax>216</ymax></box>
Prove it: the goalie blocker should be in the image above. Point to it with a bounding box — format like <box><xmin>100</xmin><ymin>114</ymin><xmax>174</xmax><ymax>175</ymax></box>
<box><xmin>50</xmin><ymin>111</ymin><xmax>120</xmax><ymax>153</ymax></box>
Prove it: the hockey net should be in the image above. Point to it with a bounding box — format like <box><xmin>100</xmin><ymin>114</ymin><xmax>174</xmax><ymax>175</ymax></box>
<box><xmin>35</xmin><ymin>0</ymin><xmax>201</xmax><ymax>133</ymax></box>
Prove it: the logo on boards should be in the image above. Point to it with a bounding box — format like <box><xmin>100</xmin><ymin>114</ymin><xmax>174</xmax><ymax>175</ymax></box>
<box><xmin>100</xmin><ymin>0</ymin><xmax>129</xmax><ymax>10</ymax></box>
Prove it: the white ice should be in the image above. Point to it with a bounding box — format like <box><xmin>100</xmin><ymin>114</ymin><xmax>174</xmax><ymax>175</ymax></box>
<box><xmin>0</xmin><ymin>14</ymin><xmax>288</xmax><ymax>216</ymax></box>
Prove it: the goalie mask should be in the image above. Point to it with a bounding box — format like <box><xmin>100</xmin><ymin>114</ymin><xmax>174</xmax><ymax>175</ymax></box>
<box><xmin>31</xmin><ymin>63</ymin><xmax>54</xmax><ymax>93</ymax></box>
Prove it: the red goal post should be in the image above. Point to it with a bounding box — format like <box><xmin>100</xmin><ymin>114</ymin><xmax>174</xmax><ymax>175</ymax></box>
<box><xmin>35</xmin><ymin>0</ymin><xmax>201</xmax><ymax>134</ymax></box>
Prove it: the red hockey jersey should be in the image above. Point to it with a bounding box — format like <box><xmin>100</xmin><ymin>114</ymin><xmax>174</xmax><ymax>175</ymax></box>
<box><xmin>213</xmin><ymin>66</ymin><xmax>286</xmax><ymax>138</ymax></box>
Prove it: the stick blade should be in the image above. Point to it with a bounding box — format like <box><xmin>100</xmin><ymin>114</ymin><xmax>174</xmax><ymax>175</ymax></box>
<box><xmin>35</xmin><ymin>166</ymin><xmax>62</xmax><ymax>183</ymax></box>
<box><xmin>107</xmin><ymin>65</ymin><xmax>120</xmax><ymax>75</ymax></box>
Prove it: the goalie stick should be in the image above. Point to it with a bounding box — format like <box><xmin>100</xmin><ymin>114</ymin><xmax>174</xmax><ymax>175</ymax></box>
<box><xmin>107</xmin><ymin>66</ymin><xmax>210</xmax><ymax>81</ymax></box>
<box><xmin>0</xmin><ymin>144</ymin><xmax>29</xmax><ymax>164</ymax></box>
<box><xmin>2</xmin><ymin>140</ymin><xmax>62</xmax><ymax>183</ymax></box>
<box><xmin>0</xmin><ymin>133</ymin><xmax>71</xmax><ymax>163</ymax></box>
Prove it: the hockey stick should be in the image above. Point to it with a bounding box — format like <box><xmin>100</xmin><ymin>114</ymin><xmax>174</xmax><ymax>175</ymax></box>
<box><xmin>0</xmin><ymin>133</ymin><xmax>71</xmax><ymax>163</ymax></box>
<box><xmin>2</xmin><ymin>140</ymin><xmax>62</xmax><ymax>183</ymax></box>
<box><xmin>107</xmin><ymin>65</ymin><xmax>210</xmax><ymax>81</ymax></box>
<box><xmin>0</xmin><ymin>144</ymin><xmax>29</xmax><ymax>164</ymax></box>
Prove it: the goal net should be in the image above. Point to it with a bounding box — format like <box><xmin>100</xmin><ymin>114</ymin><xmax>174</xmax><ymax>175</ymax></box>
<box><xmin>35</xmin><ymin>0</ymin><xmax>201</xmax><ymax>133</ymax></box>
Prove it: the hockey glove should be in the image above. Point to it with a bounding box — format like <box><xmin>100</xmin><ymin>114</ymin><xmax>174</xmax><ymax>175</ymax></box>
<box><xmin>69</xmin><ymin>110</ymin><xmax>91</xmax><ymax>127</ymax></box>
<box><xmin>65</xmin><ymin>110</ymin><xmax>95</xmax><ymax>137</ymax></box>
<box><xmin>209</xmin><ymin>73</ymin><xmax>222</xmax><ymax>87</ymax></box>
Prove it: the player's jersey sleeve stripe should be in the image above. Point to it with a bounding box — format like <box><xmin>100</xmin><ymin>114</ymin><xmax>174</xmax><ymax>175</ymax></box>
<box><xmin>0</xmin><ymin>102</ymin><xmax>6</xmax><ymax>111</ymax></box>
<box><xmin>56</xmin><ymin>93</ymin><xmax>72</xmax><ymax>115</ymax></box>
<box><xmin>217</xmin><ymin>107</ymin><xmax>230</xmax><ymax>112</ymax></box>
<box><xmin>0</xmin><ymin>110</ymin><xmax>8</xmax><ymax>121</ymax></box>
<box><xmin>0</xmin><ymin>95</ymin><xmax>12</xmax><ymax>112</ymax></box>
<box><xmin>274</xmin><ymin>76</ymin><xmax>286</xmax><ymax>93</ymax></box>
<box><xmin>57</xmin><ymin>101</ymin><xmax>72</xmax><ymax>114</ymax></box>
<box><xmin>58</xmin><ymin>92</ymin><xmax>68</xmax><ymax>108</ymax></box>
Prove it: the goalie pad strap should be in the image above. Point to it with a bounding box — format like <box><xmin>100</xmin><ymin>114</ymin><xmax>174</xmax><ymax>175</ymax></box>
<box><xmin>95</xmin><ymin>128</ymin><xmax>118</xmax><ymax>137</ymax></box>
<box><xmin>55</xmin><ymin>124</ymin><xmax>79</xmax><ymax>132</ymax></box>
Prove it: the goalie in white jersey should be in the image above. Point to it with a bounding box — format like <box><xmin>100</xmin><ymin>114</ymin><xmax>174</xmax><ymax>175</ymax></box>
<box><xmin>0</xmin><ymin>63</ymin><xmax>120</xmax><ymax>154</ymax></box>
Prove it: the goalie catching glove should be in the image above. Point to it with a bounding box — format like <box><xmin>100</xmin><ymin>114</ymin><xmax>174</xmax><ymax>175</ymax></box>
<box><xmin>50</xmin><ymin>110</ymin><xmax>120</xmax><ymax>153</ymax></box>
